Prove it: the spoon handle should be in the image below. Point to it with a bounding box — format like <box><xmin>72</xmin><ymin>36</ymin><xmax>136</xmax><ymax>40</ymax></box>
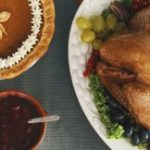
<box><xmin>28</xmin><ymin>115</ymin><xmax>60</xmax><ymax>124</ymax></box>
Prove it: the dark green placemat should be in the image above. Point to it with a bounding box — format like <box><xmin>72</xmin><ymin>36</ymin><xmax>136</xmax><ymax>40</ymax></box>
<box><xmin>0</xmin><ymin>0</ymin><xmax>110</xmax><ymax>150</ymax></box>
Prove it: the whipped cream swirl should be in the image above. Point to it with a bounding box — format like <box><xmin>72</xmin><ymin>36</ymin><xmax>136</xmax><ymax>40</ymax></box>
<box><xmin>0</xmin><ymin>0</ymin><xmax>43</xmax><ymax>69</ymax></box>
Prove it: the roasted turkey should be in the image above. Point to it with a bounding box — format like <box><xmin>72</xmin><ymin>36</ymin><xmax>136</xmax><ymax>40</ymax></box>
<box><xmin>96</xmin><ymin>7</ymin><xmax>150</xmax><ymax>129</ymax></box>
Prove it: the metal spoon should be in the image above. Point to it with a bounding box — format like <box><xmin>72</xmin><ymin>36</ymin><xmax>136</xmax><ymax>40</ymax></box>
<box><xmin>28</xmin><ymin>115</ymin><xmax>60</xmax><ymax>124</ymax></box>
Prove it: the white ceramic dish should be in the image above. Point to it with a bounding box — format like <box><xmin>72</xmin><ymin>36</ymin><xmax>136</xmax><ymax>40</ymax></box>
<box><xmin>68</xmin><ymin>0</ymin><xmax>143</xmax><ymax>149</ymax></box>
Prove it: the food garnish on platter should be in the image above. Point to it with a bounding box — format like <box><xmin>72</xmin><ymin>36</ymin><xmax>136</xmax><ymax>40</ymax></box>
<box><xmin>76</xmin><ymin>0</ymin><xmax>150</xmax><ymax>148</ymax></box>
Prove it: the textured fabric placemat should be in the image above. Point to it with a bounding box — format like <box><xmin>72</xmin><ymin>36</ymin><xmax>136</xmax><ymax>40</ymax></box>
<box><xmin>0</xmin><ymin>0</ymin><xmax>110</xmax><ymax>150</ymax></box>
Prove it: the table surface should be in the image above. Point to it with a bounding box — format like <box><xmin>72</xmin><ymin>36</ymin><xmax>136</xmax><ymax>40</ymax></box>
<box><xmin>0</xmin><ymin>0</ymin><xmax>110</xmax><ymax>150</ymax></box>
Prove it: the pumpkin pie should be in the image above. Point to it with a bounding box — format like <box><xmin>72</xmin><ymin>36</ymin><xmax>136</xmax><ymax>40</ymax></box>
<box><xmin>0</xmin><ymin>0</ymin><xmax>55</xmax><ymax>79</ymax></box>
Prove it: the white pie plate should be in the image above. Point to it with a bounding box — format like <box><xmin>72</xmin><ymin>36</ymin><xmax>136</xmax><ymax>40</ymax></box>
<box><xmin>68</xmin><ymin>0</ymin><xmax>143</xmax><ymax>150</ymax></box>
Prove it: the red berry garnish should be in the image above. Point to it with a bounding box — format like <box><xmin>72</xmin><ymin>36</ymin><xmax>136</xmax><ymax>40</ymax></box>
<box><xmin>83</xmin><ymin>51</ymin><xmax>100</xmax><ymax>77</ymax></box>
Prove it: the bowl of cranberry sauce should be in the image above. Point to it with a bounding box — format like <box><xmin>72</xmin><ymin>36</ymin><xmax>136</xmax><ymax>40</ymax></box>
<box><xmin>0</xmin><ymin>90</ymin><xmax>48</xmax><ymax>150</ymax></box>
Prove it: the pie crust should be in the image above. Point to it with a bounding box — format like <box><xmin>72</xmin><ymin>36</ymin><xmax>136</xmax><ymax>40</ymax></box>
<box><xmin>0</xmin><ymin>0</ymin><xmax>55</xmax><ymax>79</ymax></box>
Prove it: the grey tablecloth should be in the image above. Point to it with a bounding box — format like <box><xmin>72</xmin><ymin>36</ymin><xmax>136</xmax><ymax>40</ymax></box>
<box><xmin>0</xmin><ymin>0</ymin><xmax>110</xmax><ymax>150</ymax></box>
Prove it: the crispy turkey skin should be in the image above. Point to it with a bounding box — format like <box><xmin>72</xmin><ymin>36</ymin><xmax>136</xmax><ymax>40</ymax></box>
<box><xmin>96</xmin><ymin>7</ymin><xmax>150</xmax><ymax>129</ymax></box>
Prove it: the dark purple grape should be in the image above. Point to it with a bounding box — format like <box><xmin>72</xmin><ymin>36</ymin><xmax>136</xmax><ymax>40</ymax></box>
<box><xmin>126</xmin><ymin>118</ymin><xmax>136</xmax><ymax>126</ymax></box>
<box><xmin>117</xmin><ymin>106</ymin><xmax>128</xmax><ymax>115</ymax></box>
<box><xmin>107</xmin><ymin>99</ymin><xmax>118</xmax><ymax>108</ymax></box>
<box><xmin>111</xmin><ymin>112</ymin><xmax>125</xmax><ymax>125</ymax></box>
<box><xmin>132</xmin><ymin>132</ymin><xmax>140</xmax><ymax>145</ymax></box>
<box><xmin>139</xmin><ymin>128</ymin><xmax>149</xmax><ymax>143</ymax></box>
<box><xmin>131</xmin><ymin>123</ymin><xmax>139</xmax><ymax>132</ymax></box>
<box><xmin>124</xmin><ymin>126</ymin><xmax>134</xmax><ymax>138</ymax></box>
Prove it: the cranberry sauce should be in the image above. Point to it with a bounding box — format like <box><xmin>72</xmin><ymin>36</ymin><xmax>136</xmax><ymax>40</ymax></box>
<box><xmin>0</xmin><ymin>95</ymin><xmax>43</xmax><ymax>150</ymax></box>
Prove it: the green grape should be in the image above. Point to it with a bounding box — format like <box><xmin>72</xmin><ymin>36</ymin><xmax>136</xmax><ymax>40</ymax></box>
<box><xmin>102</xmin><ymin>9</ymin><xmax>111</xmax><ymax>18</ymax></box>
<box><xmin>81</xmin><ymin>30</ymin><xmax>96</xmax><ymax>43</ymax></box>
<box><xmin>76</xmin><ymin>17</ymin><xmax>92</xmax><ymax>30</ymax></box>
<box><xmin>106</xmin><ymin>14</ymin><xmax>118</xmax><ymax>31</ymax></box>
<box><xmin>115</xmin><ymin>22</ymin><xmax>126</xmax><ymax>32</ymax></box>
<box><xmin>90</xmin><ymin>15</ymin><xmax>105</xmax><ymax>32</ymax></box>
<box><xmin>97</xmin><ymin>30</ymin><xmax>111</xmax><ymax>41</ymax></box>
<box><xmin>92</xmin><ymin>39</ymin><xmax>102</xmax><ymax>50</ymax></box>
